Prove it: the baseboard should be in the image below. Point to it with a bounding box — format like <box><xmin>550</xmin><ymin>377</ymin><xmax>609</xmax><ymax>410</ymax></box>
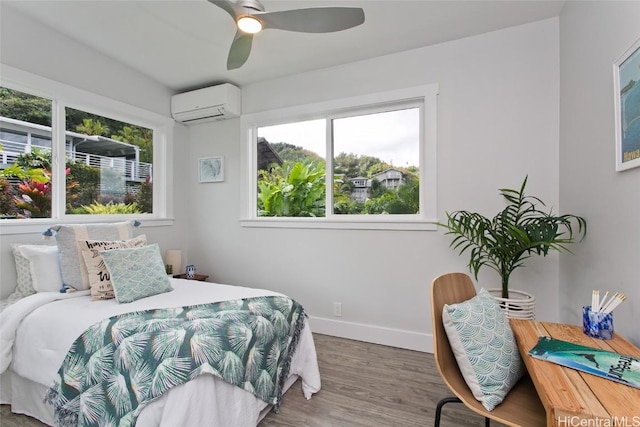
<box><xmin>308</xmin><ymin>316</ymin><xmax>433</xmax><ymax>353</ymax></box>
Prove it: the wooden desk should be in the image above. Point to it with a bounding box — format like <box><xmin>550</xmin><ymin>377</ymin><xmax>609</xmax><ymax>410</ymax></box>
<box><xmin>510</xmin><ymin>319</ymin><xmax>640</xmax><ymax>427</ymax></box>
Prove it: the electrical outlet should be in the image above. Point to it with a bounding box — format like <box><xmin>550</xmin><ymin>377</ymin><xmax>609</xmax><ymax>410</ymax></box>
<box><xmin>333</xmin><ymin>302</ymin><xmax>342</xmax><ymax>317</ymax></box>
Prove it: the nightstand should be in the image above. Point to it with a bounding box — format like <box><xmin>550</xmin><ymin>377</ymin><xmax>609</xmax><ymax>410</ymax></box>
<box><xmin>173</xmin><ymin>273</ymin><xmax>209</xmax><ymax>282</ymax></box>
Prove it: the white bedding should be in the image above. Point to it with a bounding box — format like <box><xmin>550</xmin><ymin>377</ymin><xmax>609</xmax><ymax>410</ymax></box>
<box><xmin>0</xmin><ymin>279</ymin><xmax>321</xmax><ymax>426</ymax></box>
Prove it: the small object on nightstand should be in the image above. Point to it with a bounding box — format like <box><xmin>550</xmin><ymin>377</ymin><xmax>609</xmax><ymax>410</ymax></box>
<box><xmin>165</xmin><ymin>250</ymin><xmax>182</xmax><ymax>275</ymax></box>
<box><xmin>186</xmin><ymin>264</ymin><xmax>196</xmax><ymax>279</ymax></box>
<box><xmin>173</xmin><ymin>273</ymin><xmax>209</xmax><ymax>282</ymax></box>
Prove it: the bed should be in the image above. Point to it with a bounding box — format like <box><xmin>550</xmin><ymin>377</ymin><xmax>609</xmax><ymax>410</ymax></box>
<box><xmin>1</xmin><ymin>258</ymin><xmax>321</xmax><ymax>426</ymax></box>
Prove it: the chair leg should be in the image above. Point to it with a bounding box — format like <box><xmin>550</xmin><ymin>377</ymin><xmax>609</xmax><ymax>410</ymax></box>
<box><xmin>434</xmin><ymin>396</ymin><xmax>492</xmax><ymax>427</ymax></box>
<box><xmin>434</xmin><ymin>396</ymin><xmax>462</xmax><ymax>427</ymax></box>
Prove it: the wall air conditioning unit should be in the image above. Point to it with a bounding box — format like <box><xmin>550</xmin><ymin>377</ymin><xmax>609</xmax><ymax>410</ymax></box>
<box><xmin>171</xmin><ymin>83</ymin><xmax>241</xmax><ymax>125</ymax></box>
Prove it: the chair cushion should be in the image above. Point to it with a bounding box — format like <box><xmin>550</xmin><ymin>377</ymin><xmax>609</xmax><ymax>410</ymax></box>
<box><xmin>442</xmin><ymin>288</ymin><xmax>526</xmax><ymax>411</ymax></box>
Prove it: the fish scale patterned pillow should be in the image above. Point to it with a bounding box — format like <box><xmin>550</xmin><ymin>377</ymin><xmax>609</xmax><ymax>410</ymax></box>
<box><xmin>100</xmin><ymin>243</ymin><xmax>173</xmax><ymax>304</ymax></box>
<box><xmin>442</xmin><ymin>288</ymin><xmax>526</xmax><ymax>411</ymax></box>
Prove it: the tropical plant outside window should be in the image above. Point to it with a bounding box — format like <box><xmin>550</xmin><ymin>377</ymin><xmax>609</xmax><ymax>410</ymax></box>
<box><xmin>256</xmin><ymin>106</ymin><xmax>420</xmax><ymax>218</ymax></box>
<box><xmin>257</xmin><ymin>119</ymin><xmax>327</xmax><ymax>217</ymax></box>
<box><xmin>0</xmin><ymin>87</ymin><xmax>153</xmax><ymax>219</ymax></box>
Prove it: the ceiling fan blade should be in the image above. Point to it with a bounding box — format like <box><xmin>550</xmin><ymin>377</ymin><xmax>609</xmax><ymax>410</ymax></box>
<box><xmin>227</xmin><ymin>30</ymin><xmax>253</xmax><ymax>70</ymax></box>
<box><xmin>259</xmin><ymin>7</ymin><xmax>365</xmax><ymax>33</ymax></box>
<box><xmin>207</xmin><ymin>0</ymin><xmax>241</xmax><ymax>20</ymax></box>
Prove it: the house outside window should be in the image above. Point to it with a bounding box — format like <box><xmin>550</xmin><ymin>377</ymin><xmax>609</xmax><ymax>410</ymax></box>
<box><xmin>241</xmin><ymin>84</ymin><xmax>439</xmax><ymax>231</ymax></box>
<box><xmin>0</xmin><ymin>66</ymin><xmax>173</xmax><ymax>231</ymax></box>
<box><xmin>348</xmin><ymin>168</ymin><xmax>405</xmax><ymax>203</ymax></box>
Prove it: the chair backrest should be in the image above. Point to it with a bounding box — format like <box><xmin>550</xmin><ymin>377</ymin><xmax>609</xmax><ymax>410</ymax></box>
<box><xmin>430</xmin><ymin>272</ymin><xmax>546</xmax><ymax>426</ymax></box>
<box><xmin>430</xmin><ymin>272</ymin><xmax>478</xmax><ymax>398</ymax></box>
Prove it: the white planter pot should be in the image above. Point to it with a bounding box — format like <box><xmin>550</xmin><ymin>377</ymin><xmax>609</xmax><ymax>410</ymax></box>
<box><xmin>486</xmin><ymin>288</ymin><xmax>536</xmax><ymax>320</ymax></box>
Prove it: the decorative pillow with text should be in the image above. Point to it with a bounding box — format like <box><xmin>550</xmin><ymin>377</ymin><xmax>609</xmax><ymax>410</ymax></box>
<box><xmin>80</xmin><ymin>235</ymin><xmax>147</xmax><ymax>300</ymax></box>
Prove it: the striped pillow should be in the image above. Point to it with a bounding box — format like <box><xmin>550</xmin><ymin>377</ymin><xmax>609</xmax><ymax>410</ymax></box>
<box><xmin>52</xmin><ymin>221</ymin><xmax>135</xmax><ymax>290</ymax></box>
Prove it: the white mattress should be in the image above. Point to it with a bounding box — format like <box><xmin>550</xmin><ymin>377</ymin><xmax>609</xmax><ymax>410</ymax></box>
<box><xmin>0</xmin><ymin>279</ymin><xmax>321</xmax><ymax>426</ymax></box>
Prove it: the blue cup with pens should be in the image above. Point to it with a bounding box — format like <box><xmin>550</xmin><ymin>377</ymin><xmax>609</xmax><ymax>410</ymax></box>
<box><xmin>584</xmin><ymin>291</ymin><xmax>626</xmax><ymax>340</ymax></box>
<box><xmin>582</xmin><ymin>305</ymin><xmax>613</xmax><ymax>340</ymax></box>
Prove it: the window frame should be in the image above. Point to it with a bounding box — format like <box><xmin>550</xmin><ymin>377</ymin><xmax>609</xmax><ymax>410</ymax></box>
<box><xmin>240</xmin><ymin>84</ymin><xmax>439</xmax><ymax>231</ymax></box>
<box><xmin>0</xmin><ymin>64</ymin><xmax>174</xmax><ymax>235</ymax></box>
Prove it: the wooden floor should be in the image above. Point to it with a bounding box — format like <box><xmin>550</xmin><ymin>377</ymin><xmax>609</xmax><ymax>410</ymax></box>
<box><xmin>1</xmin><ymin>334</ymin><xmax>496</xmax><ymax>427</ymax></box>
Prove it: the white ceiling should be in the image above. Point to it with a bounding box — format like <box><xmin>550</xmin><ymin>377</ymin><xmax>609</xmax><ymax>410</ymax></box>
<box><xmin>4</xmin><ymin>0</ymin><xmax>565</xmax><ymax>92</ymax></box>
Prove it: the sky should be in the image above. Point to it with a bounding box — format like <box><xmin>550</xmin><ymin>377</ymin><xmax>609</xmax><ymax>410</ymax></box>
<box><xmin>257</xmin><ymin>107</ymin><xmax>420</xmax><ymax>168</ymax></box>
<box><xmin>620</xmin><ymin>43</ymin><xmax>640</xmax><ymax>87</ymax></box>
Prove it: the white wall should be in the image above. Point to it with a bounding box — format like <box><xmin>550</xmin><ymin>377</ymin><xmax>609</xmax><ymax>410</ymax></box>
<box><xmin>186</xmin><ymin>19</ymin><xmax>561</xmax><ymax>351</ymax></box>
<box><xmin>9</xmin><ymin>2</ymin><xmax>633</xmax><ymax>351</ymax></box>
<box><xmin>0</xmin><ymin>5</ymin><xmax>189</xmax><ymax>297</ymax></box>
<box><xmin>0</xmin><ymin>5</ymin><xmax>171</xmax><ymax>116</ymax></box>
<box><xmin>559</xmin><ymin>2</ymin><xmax>640</xmax><ymax>345</ymax></box>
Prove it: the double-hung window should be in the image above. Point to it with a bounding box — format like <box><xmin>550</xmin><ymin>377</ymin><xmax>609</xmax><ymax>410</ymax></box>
<box><xmin>0</xmin><ymin>66</ymin><xmax>173</xmax><ymax>233</ymax></box>
<box><xmin>240</xmin><ymin>84</ymin><xmax>438</xmax><ymax>230</ymax></box>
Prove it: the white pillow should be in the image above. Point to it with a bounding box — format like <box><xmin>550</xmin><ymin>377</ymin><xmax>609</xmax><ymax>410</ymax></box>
<box><xmin>442</xmin><ymin>288</ymin><xmax>526</xmax><ymax>411</ymax></box>
<box><xmin>16</xmin><ymin>245</ymin><xmax>63</xmax><ymax>293</ymax></box>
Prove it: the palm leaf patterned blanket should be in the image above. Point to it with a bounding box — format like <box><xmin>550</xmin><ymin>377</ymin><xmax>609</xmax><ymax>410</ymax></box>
<box><xmin>44</xmin><ymin>296</ymin><xmax>306</xmax><ymax>427</ymax></box>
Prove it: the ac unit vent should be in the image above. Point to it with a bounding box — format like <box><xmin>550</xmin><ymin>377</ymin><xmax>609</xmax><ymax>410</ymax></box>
<box><xmin>171</xmin><ymin>84</ymin><xmax>241</xmax><ymax>125</ymax></box>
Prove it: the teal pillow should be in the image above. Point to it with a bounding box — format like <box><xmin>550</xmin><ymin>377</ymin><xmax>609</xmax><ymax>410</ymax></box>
<box><xmin>100</xmin><ymin>244</ymin><xmax>173</xmax><ymax>303</ymax></box>
<box><xmin>442</xmin><ymin>288</ymin><xmax>525</xmax><ymax>411</ymax></box>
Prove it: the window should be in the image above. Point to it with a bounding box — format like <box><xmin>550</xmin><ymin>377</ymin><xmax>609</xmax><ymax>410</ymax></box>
<box><xmin>64</xmin><ymin>107</ymin><xmax>153</xmax><ymax>215</ymax></box>
<box><xmin>257</xmin><ymin>119</ymin><xmax>326</xmax><ymax>217</ymax></box>
<box><xmin>0</xmin><ymin>65</ymin><xmax>172</xmax><ymax>231</ymax></box>
<box><xmin>332</xmin><ymin>107</ymin><xmax>420</xmax><ymax>216</ymax></box>
<box><xmin>241</xmin><ymin>84</ymin><xmax>438</xmax><ymax>230</ymax></box>
<box><xmin>0</xmin><ymin>88</ymin><xmax>54</xmax><ymax>219</ymax></box>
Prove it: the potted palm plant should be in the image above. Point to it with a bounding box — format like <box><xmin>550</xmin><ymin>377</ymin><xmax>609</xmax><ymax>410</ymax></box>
<box><xmin>439</xmin><ymin>176</ymin><xmax>587</xmax><ymax>318</ymax></box>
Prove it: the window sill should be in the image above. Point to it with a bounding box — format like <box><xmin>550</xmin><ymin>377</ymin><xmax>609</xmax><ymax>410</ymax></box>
<box><xmin>239</xmin><ymin>217</ymin><xmax>438</xmax><ymax>231</ymax></box>
<box><xmin>0</xmin><ymin>217</ymin><xmax>175</xmax><ymax>235</ymax></box>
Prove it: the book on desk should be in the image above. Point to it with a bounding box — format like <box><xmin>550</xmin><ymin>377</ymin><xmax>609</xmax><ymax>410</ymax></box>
<box><xmin>528</xmin><ymin>336</ymin><xmax>640</xmax><ymax>389</ymax></box>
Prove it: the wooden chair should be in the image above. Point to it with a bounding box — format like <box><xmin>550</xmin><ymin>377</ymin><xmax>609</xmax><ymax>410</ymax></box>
<box><xmin>430</xmin><ymin>272</ymin><xmax>546</xmax><ymax>427</ymax></box>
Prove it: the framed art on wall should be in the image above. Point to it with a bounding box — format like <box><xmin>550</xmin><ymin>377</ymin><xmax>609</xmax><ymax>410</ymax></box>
<box><xmin>199</xmin><ymin>156</ymin><xmax>224</xmax><ymax>182</ymax></box>
<box><xmin>614</xmin><ymin>37</ymin><xmax>640</xmax><ymax>171</ymax></box>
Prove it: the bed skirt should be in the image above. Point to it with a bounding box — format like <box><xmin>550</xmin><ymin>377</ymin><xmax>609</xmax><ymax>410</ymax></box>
<box><xmin>1</xmin><ymin>367</ymin><xmax>301</xmax><ymax>426</ymax></box>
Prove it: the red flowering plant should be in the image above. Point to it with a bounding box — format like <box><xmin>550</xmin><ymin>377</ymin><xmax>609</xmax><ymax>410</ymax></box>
<box><xmin>11</xmin><ymin>165</ymin><xmax>77</xmax><ymax>218</ymax></box>
<box><xmin>0</xmin><ymin>160</ymin><xmax>48</xmax><ymax>218</ymax></box>
<box><xmin>14</xmin><ymin>177</ymin><xmax>51</xmax><ymax>218</ymax></box>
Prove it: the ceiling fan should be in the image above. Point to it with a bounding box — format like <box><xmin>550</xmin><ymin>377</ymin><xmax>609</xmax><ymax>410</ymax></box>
<box><xmin>208</xmin><ymin>0</ymin><xmax>365</xmax><ymax>70</ymax></box>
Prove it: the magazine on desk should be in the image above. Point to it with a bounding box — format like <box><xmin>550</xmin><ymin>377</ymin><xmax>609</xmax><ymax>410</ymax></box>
<box><xmin>528</xmin><ymin>336</ymin><xmax>640</xmax><ymax>389</ymax></box>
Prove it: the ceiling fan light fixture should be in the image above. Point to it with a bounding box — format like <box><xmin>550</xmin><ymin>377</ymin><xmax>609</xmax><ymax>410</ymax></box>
<box><xmin>237</xmin><ymin>15</ymin><xmax>262</xmax><ymax>34</ymax></box>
